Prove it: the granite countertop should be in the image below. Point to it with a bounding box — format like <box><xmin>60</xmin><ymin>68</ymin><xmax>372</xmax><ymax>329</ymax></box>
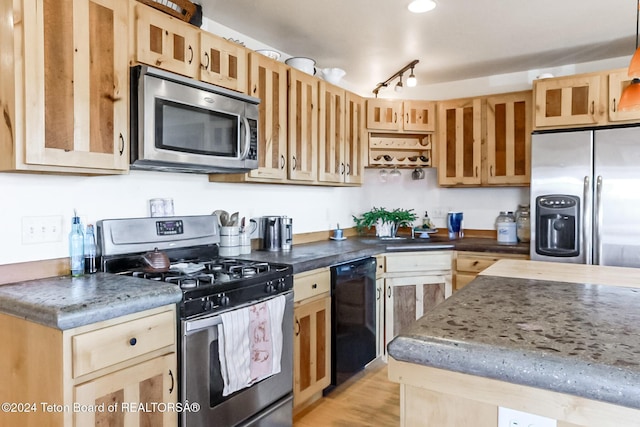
<box><xmin>387</xmin><ymin>262</ymin><xmax>640</xmax><ymax>409</ymax></box>
<box><xmin>245</xmin><ymin>235</ymin><xmax>528</xmax><ymax>273</ymax></box>
<box><xmin>0</xmin><ymin>273</ymin><xmax>182</xmax><ymax>330</ymax></box>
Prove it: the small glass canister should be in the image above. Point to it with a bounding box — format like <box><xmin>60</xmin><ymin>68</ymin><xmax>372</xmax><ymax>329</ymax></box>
<box><xmin>516</xmin><ymin>211</ymin><xmax>530</xmax><ymax>243</ymax></box>
<box><xmin>496</xmin><ymin>211</ymin><xmax>517</xmax><ymax>244</ymax></box>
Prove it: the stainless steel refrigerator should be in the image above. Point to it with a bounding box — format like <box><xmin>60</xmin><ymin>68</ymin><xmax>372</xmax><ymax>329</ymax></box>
<box><xmin>530</xmin><ymin>126</ymin><xmax>640</xmax><ymax>267</ymax></box>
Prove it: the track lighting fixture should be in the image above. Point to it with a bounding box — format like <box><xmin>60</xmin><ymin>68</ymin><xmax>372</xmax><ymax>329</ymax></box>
<box><xmin>407</xmin><ymin>67</ymin><xmax>417</xmax><ymax>87</ymax></box>
<box><xmin>372</xmin><ymin>60</ymin><xmax>419</xmax><ymax>97</ymax></box>
<box><xmin>395</xmin><ymin>74</ymin><xmax>404</xmax><ymax>92</ymax></box>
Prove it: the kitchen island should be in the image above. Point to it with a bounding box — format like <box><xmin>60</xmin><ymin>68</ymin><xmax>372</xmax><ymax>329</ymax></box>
<box><xmin>387</xmin><ymin>259</ymin><xmax>640</xmax><ymax>427</ymax></box>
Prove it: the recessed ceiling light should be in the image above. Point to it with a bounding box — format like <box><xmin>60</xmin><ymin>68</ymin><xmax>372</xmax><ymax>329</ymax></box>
<box><xmin>408</xmin><ymin>0</ymin><xmax>436</xmax><ymax>13</ymax></box>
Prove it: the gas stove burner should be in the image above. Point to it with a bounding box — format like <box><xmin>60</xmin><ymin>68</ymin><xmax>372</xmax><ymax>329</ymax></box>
<box><xmin>165</xmin><ymin>273</ymin><xmax>216</xmax><ymax>289</ymax></box>
<box><xmin>180</xmin><ymin>279</ymin><xmax>198</xmax><ymax>289</ymax></box>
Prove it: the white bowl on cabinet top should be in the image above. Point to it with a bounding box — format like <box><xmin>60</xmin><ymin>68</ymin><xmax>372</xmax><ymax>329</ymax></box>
<box><xmin>285</xmin><ymin>57</ymin><xmax>316</xmax><ymax>75</ymax></box>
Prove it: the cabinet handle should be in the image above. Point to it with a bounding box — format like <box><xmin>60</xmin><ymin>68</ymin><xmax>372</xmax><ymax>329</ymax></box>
<box><xmin>280</xmin><ymin>155</ymin><xmax>286</xmax><ymax>169</ymax></box>
<box><xmin>292</xmin><ymin>155</ymin><xmax>297</xmax><ymax>170</ymax></box>
<box><xmin>387</xmin><ymin>286</ymin><xmax>391</xmax><ymax>298</ymax></box>
<box><xmin>346</xmin><ymin>163</ymin><xmax>351</xmax><ymax>176</ymax></box>
<box><xmin>490</xmin><ymin>165</ymin><xmax>493</xmax><ymax>177</ymax></box>
<box><xmin>188</xmin><ymin>46</ymin><xmax>194</xmax><ymax>64</ymax></box>
<box><xmin>340</xmin><ymin>162</ymin><xmax>345</xmax><ymax>175</ymax></box>
<box><xmin>203</xmin><ymin>51</ymin><xmax>210</xmax><ymax>70</ymax></box>
<box><xmin>129</xmin><ymin>337</ymin><xmax>137</xmax><ymax>346</ymax></box>
<box><xmin>376</xmin><ymin>287</ymin><xmax>381</xmax><ymax>300</ymax></box>
<box><xmin>405</xmin><ymin>113</ymin><xmax>409</xmax><ymax>124</ymax></box>
<box><xmin>613</xmin><ymin>98</ymin><xmax>617</xmax><ymax>113</ymax></box>
<box><xmin>118</xmin><ymin>133</ymin><xmax>124</xmax><ymax>156</ymax></box>
<box><xmin>475</xmin><ymin>166</ymin><xmax>479</xmax><ymax>177</ymax></box>
<box><xmin>591</xmin><ymin>100</ymin><xmax>594</xmax><ymax>115</ymax></box>
<box><xmin>394</xmin><ymin>112</ymin><xmax>397</xmax><ymax>123</ymax></box>
<box><xmin>312</xmin><ymin>283</ymin><xmax>317</xmax><ymax>289</ymax></box>
<box><xmin>295</xmin><ymin>318</ymin><xmax>300</xmax><ymax>336</ymax></box>
<box><xmin>168</xmin><ymin>370</ymin><xmax>175</xmax><ymax>394</ymax></box>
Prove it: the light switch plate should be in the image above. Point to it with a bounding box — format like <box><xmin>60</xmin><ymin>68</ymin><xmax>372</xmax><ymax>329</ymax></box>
<box><xmin>498</xmin><ymin>407</ymin><xmax>557</xmax><ymax>427</ymax></box>
<box><xmin>22</xmin><ymin>215</ymin><xmax>63</xmax><ymax>244</ymax></box>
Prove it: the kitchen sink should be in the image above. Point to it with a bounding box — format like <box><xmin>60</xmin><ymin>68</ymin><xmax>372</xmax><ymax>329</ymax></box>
<box><xmin>358</xmin><ymin>235</ymin><xmax>455</xmax><ymax>250</ymax></box>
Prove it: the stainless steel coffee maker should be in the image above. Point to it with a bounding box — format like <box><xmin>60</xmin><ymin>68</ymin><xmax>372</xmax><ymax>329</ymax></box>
<box><xmin>254</xmin><ymin>216</ymin><xmax>293</xmax><ymax>251</ymax></box>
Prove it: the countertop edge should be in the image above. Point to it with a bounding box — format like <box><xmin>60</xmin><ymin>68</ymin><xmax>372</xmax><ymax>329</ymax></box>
<box><xmin>387</xmin><ymin>334</ymin><xmax>640</xmax><ymax>410</ymax></box>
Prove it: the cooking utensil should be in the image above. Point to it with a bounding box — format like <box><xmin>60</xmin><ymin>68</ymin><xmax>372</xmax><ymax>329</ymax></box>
<box><xmin>141</xmin><ymin>248</ymin><xmax>170</xmax><ymax>272</ymax></box>
<box><xmin>213</xmin><ymin>210</ymin><xmax>229</xmax><ymax>226</ymax></box>
<box><xmin>229</xmin><ymin>212</ymin><xmax>239</xmax><ymax>226</ymax></box>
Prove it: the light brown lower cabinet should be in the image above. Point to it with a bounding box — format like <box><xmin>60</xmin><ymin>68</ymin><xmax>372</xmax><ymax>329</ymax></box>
<box><xmin>454</xmin><ymin>251</ymin><xmax>529</xmax><ymax>291</ymax></box>
<box><xmin>0</xmin><ymin>304</ymin><xmax>178</xmax><ymax>427</ymax></box>
<box><xmin>381</xmin><ymin>251</ymin><xmax>453</xmax><ymax>355</ymax></box>
<box><xmin>293</xmin><ymin>268</ymin><xmax>331</xmax><ymax>413</ymax></box>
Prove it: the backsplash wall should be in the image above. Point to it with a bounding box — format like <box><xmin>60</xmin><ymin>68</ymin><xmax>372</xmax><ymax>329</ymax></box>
<box><xmin>1</xmin><ymin>168</ymin><xmax>525</xmax><ymax>265</ymax></box>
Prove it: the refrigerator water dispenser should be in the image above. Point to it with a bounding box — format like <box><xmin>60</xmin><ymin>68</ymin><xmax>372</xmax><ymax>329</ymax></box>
<box><xmin>535</xmin><ymin>195</ymin><xmax>579</xmax><ymax>257</ymax></box>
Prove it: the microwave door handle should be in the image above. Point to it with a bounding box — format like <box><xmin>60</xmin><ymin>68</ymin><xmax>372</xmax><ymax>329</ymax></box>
<box><xmin>240</xmin><ymin>116</ymin><xmax>251</xmax><ymax>160</ymax></box>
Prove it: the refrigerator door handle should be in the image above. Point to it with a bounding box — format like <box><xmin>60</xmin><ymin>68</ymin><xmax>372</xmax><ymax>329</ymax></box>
<box><xmin>583</xmin><ymin>176</ymin><xmax>592</xmax><ymax>264</ymax></box>
<box><xmin>594</xmin><ymin>175</ymin><xmax>603</xmax><ymax>265</ymax></box>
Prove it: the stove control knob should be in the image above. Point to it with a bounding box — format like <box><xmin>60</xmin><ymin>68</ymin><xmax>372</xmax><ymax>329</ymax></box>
<box><xmin>276</xmin><ymin>279</ymin><xmax>287</xmax><ymax>291</ymax></box>
<box><xmin>202</xmin><ymin>299</ymin><xmax>214</xmax><ymax>311</ymax></box>
<box><xmin>219</xmin><ymin>294</ymin><xmax>230</xmax><ymax>306</ymax></box>
<box><xmin>265</xmin><ymin>281</ymin><xmax>275</xmax><ymax>294</ymax></box>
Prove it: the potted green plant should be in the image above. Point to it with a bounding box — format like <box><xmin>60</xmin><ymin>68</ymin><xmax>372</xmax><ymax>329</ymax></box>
<box><xmin>352</xmin><ymin>207</ymin><xmax>417</xmax><ymax>238</ymax></box>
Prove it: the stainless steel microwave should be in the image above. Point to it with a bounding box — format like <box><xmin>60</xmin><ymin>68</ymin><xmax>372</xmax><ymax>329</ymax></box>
<box><xmin>130</xmin><ymin>65</ymin><xmax>259</xmax><ymax>173</ymax></box>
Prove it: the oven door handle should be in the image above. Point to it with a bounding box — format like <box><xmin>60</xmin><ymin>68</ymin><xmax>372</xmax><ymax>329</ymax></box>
<box><xmin>185</xmin><ymin>314</ymin><xmax>223</xmax><ymax>333</ymax></box>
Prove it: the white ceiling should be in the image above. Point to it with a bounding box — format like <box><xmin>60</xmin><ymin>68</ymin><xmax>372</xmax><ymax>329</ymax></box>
<box><xmin>197</xmin><ymin>0</ymin><xmax>635</xmax><ymax>94</ymax></box>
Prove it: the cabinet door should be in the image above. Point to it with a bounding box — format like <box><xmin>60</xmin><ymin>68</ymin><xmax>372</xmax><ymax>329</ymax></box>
<box><xmin>345</xmin><ymin>92</ymin><xmax>366</xmax><ymax>184</ymax></box>
<box><xmin>403</xmin><ymin>100</ymin><xmax>436</xmax><ymax>132</ymax></box>
<box><xmin>318</xmin><ymin>81</ymin><xmax>346</xmax><ymax>183</ymax></box>
<box><xmin>74</xmin><ymin>353</ymin><xmax>177</xmax><ymax>427</ymax></box>
<box><xmin>199</xmin><ymin>33</ymin><xmax>248</xmax><ymax>93</ymax></box>
<box><xmin>288</xmin><ymin>69</ymin><xmax>318</xmax><ymax>182</ymax></box>
<box><xmin>534</xmin><ymin>75</ymin><xmax>604</xmax><ymax>128</ymax></box>
<box><xmin>293</xmin><ymin>294</ymin><xmax>331</xmax><ymax>409</ymax></box>
<box><xmin>366</xmin><ymin>99</ymin><xmax>402</xmax><ymax>131</ymax></box>
<box><xmin>247</xmin><ymin>53</ymin><xmax>289</xmax><ymax>180</ymax></box>
<box><xmin>608</xmin><ymin>69</ymin><xmax>640</xmax><ymax>123</ymax></box>
<box><xmin>384</xmin><ymin>276</ymin><xmax>446</xmax><ymax>349</ymax></box>
<box><xmin>22</xmin><ymin>0</ymin><xmax>129</xmax><ymax>172</ymax></box>
<box><xmin>134</xmin><ymin>3</ymin><xmax>199</xmax><ymax>77</ymax></box>
<box><xmin>437</xmin><ymin>98</ymin><xmax>482</xmax><ymax>185</ymax></box>
<box><xmin>485</xmin><ymin>91</ymin><xmax>532</xmax><ymax>185</ymax></box>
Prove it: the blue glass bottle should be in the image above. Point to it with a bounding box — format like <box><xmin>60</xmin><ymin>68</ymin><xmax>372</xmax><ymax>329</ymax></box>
<box><xmin>69</xmin><ymin>213</ymin><xmax>84</xmax><ymax>277</ymax></box>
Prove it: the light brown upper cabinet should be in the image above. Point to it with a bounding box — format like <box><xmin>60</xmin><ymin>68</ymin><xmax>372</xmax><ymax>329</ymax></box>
<box><xmin>366</xmin><ymin>99</ymin><xmax>436</xmax><ymax>132</ymax></box>
<box><xmin>246</xmin><ymin>52</ymin><xmax>289</xmax><ymax>180</ymax></box>
<box><xmin>533</xmin><ymin>72</ymin><xmax>605</xmax><ymax>128</ymax></box>
<box><xmin>133</xmin><ymin>3</ymin><xmax>200</xmax><ymax>77</ymax></box>
<box><xmin>0</xmin><ymin>0</ymin><xmax>129</xmax><ymax>174</ymax></box>
<box><xmin>288</xmin><ymin>69</ymin><xmax>319</xmax><ymax>182</ymax></box>
<box><xmin>485</xmin><ymin>91</ymin><xmax>532</xmax><ymax>186</ymax></box>
<box><xmin>438</xmin><ymin>92</ymin><xmax>531</xmax><ymax>187</ymax></box>
<box><xmin>317</xmin><ymin>82</ymin><xmax>366</xmax><ymax>185</ymax></box>
<box><xmin>199</xmin><ymin>32</ymin><xmax>248</xmax><ymax>93</ymax></box>
<box><xmin>437</xmin><ymin>98</ymin><xmax>482</xmax><ymax>186</ymax></box>
<box><xmin>608</xmin><ymin>68</ymin><xmax>640</xmax><ymax>123</ymax></box>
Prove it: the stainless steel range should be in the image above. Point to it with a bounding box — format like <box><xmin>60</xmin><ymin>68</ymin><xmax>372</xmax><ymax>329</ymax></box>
<box><xmin>97</xmin><ymin>215</ymin><xmax>294</xmax><ymax>427</ymax></box>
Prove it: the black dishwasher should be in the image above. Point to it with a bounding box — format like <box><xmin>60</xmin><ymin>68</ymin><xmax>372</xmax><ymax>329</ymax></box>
<box><xmin>327</xmin><ymin>257</ymin><xmax>377</xmax><ymax>391</ymax></box>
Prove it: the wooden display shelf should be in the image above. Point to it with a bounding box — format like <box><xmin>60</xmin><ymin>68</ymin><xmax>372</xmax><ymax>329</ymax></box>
<box><xmin>368</xmin><ymin>133</ymin><xmax>432</xmax><ymax>168</ymax></box>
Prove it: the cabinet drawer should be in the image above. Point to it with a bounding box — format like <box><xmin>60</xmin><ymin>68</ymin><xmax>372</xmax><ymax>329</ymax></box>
<box><xmin>72</xmin><ymin>310</ymin><xmax>175</xmax><ymax>378</ymax></box>
<box><xmin>456</xmin><ymin>251</ymin><xmax>529</xmax><ymax>274</ymax></box>
<box><xmin>385</xmin><ymin>251</ymin><xmax>452</xmax><ymax>273</ymax></box>
<box><xmin>294</xmin><ymin>268</ymin><xmax>331</xmax><ymax>302</ymax></box>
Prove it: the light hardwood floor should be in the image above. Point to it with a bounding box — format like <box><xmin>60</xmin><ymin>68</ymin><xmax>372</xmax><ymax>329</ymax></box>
<box><xmin>293</xmin><ymin>360</ymin><xmax>400</xmax><ymax>427</ymax></box>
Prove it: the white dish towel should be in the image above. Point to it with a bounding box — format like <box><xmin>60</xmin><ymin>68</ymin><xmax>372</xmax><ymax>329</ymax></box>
<box><xmin>217</xmin><ymin>295</ymin><xmax>286</xmax><ymax>396</ymax></box>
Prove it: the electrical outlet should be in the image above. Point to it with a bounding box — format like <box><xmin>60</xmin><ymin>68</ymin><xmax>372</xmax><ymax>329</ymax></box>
<box><xmin>498</xmin><ymin>407</ymin><xmax>556</xmax><ymax>427</ymax></box>
<box><xmin>22</xmin><ymin>216</ymin><xmax>63</xmax><ymax>244</ymax></box>
<box><xmin>432</xmin><ymin>208</ymin><xmax>447</xmax><ymax>219</ymax></box>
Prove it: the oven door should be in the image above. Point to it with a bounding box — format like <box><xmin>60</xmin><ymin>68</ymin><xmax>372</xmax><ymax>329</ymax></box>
<box><xmin>180</xmin><ymin>292</ymin><xmax>293</xmax><ymax>427</ymax></box>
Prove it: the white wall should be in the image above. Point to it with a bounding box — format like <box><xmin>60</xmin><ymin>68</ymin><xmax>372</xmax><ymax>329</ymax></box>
<box><xmin>0</xmin><ymin>18</ymin><xmax>623</xmax><ymax>265</ymax></box>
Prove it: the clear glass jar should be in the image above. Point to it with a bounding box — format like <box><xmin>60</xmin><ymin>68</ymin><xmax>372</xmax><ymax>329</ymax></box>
<box><xmin>496</xmin><ymin>211</ymin><xmax>517</xmax><ymax>243</ymax></box>
<box><xmin>516</xmin><ymin>211</ymin><xmax>530</xmax><ymax>243</ymax></box>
